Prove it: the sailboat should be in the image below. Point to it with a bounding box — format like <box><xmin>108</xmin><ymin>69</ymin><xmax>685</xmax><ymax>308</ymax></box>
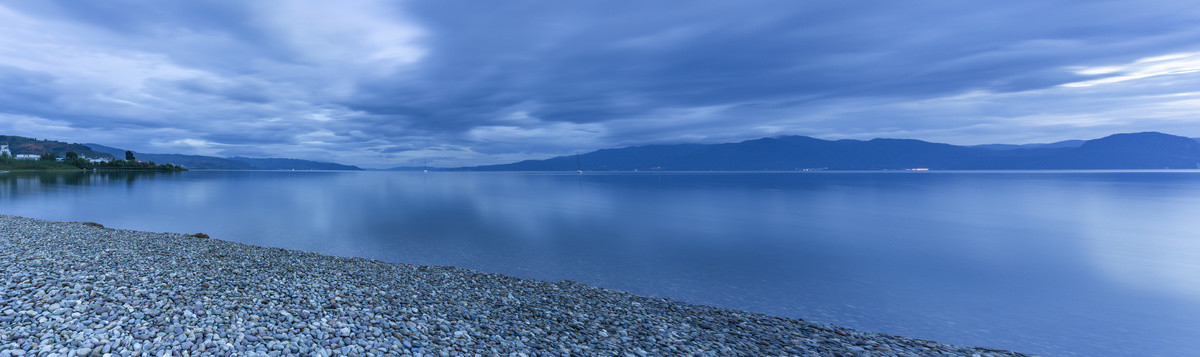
<box><xmin>575</xmin><ymin>152</ymin><xmax>583</xmax><ymax>174</ymax></box>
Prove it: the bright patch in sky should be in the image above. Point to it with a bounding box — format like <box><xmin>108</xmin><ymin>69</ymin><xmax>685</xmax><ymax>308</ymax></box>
<box><xmin>1065</xmin><ymin>52</ymin><xmax>1200</xmax><ymax>88</ymax></box>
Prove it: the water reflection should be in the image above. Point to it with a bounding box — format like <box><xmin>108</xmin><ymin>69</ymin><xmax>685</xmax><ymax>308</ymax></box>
<box><xmin>1</xmin><ymin>171</ymin><xmax>1199</xmax><ymax>356</ymax></box>
<box><xmin>0</xmin><ymin>171</ymin><xmax>181</xmax><ymax>195</ymax></box>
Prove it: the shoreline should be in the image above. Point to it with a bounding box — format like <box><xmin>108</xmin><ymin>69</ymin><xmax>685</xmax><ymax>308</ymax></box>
<box><xmin>0</xmin><ymin>215</ymin><xmax>1029</xmax><ymax>356</ymax></box>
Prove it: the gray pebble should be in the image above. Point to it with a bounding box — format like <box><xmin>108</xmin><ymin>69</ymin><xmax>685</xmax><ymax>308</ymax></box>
<box><xmin>0</xmin><ymin>215</ymin><xmax>1028</xmax><ymax>357</ymax></box>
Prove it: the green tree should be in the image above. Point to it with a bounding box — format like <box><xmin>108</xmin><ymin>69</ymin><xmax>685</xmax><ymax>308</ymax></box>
<box><xmin>65</xmin><ymin>151</ymin><xmax>79</xmax><ymax>159</ymax></box>
<box><xmin>125</xmin><ymin>151</ymin><xmax>135</xmax><ymax>161</ymax></box>
<box><xmin>39</xmin><ymin>152</ymin><xmax>57</xmax><ymax>161</ymax></box>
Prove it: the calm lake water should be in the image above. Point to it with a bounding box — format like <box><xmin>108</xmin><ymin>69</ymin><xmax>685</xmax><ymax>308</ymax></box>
<box><xmin>2</xmin><ymin>170</ymin><xmax>1199</xmax><ymax>356</ymax></box>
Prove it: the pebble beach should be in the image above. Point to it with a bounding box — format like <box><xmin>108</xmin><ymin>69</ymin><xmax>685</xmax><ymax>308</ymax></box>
<box><xmin>0</xmin><ymin>215</ymin><xmax>1028</xmax><ymax>357</ymax></box>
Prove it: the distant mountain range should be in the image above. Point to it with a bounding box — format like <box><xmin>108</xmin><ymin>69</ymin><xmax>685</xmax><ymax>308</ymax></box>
<box><xmin>85</xmin><ymin>143</ymin><xmax>362</xmax><ymax>170</ymax></box>
<box><xmin>461</xmin><ymin>132</ymin><xmax>1200</xmax><ymax>171</ymax></box>
<box><xmin>226</xmin><ymin>157</ymin><xmax>362</xmax><ymax>171</ymax></box>
<box><xmin>971</xmin><ymin>140</ymin><xmax>1086</xmax><ymax>151</ymax></box>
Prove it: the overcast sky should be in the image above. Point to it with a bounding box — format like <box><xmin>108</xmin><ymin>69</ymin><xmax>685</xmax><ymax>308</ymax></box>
<box><xmin>1</xmin><ymin>1</ymin><xmax>1199</xmax><ymax>167</ymax></box>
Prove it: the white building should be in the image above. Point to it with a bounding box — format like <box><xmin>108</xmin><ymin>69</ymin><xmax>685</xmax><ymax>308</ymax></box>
<box><xmin>14</xmin><ymin>154</ymin><xmax>40</xmax><ymax>160</ymax></box>
<box><xmin>0</xmin><ymin>143</ymin><xmax>9</xmax><ymax>157</ymax></box>
<box><xmin>86</xmin><ymin>157</ymin><xmax>111</xmax><ymax>163</ymax></box>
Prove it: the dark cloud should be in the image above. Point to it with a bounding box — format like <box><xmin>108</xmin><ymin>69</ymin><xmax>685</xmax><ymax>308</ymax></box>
<box><xmin>0</xmin><ymin>0</ymin><xmax>1199</xmax><ymax>167</ymax></box>
<box><xmin>166</xmin><ymin>78</ymin><xmax>274</xmax><ymax>104</ymax></box>
<box><xmin>0</xmin><ymin>65</ymin><xmax>58</xmax><ymax>113</ymax></box>
<box><xmin>347</xmin><ymin>0</ymin><xmax>1200</xmax><ymax>134</ymax></box>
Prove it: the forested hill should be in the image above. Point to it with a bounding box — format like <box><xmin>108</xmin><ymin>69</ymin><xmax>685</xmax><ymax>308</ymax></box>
<box><xmin>1</xmin><ymin>136</ymin><xmax>114</xmax><ymax>159</ymax></box>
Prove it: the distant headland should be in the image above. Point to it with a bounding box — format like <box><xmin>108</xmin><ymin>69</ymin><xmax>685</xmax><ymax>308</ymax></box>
<box><xmin>1</xmin><ymin>136</ymin><xmax>183</xmax><ymax>172</ymax></box>
<box><xmin>0</xmin><ymin>135</ymin><xmax>361</xmax><ymax>171</ymax></box>
<box><xmin>451</xmin><ymin>132</ymin><xmax>1200</xmax><ymax>171</ymax></box>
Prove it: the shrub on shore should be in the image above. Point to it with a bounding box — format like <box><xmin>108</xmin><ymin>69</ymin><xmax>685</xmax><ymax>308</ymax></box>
<box><xmin>0</xmin><ymin>156</ymin><xmax>78</xmax><ymax>170</ymax></box>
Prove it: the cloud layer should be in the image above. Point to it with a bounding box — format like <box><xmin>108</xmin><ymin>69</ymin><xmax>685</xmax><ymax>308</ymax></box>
<box><xmin>1</xmin><ymin>0</ymin><xmax>1199</xmax><ymax>167</ymax></box>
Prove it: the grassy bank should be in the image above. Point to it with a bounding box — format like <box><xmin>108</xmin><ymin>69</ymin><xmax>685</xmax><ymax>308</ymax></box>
<box><xmin>0</xmin><ymin>157</ymin><xmax>185</xmax><ymax>172</ymax></box>
<box><xmin>0</xmin><ymin>157</ymin><xmax>81</xmax><ymax>171</ymax></box>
